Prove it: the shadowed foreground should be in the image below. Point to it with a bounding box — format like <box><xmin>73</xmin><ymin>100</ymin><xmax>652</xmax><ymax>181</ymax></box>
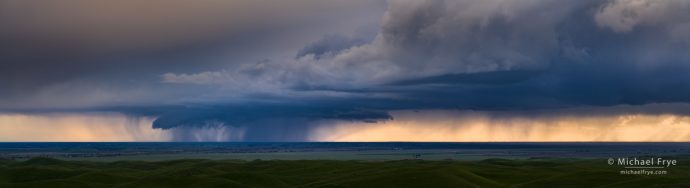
<box><xmin>2</xmin><ymin>157</ymin><xmax>690</xmax><ymax>188</ymax></box>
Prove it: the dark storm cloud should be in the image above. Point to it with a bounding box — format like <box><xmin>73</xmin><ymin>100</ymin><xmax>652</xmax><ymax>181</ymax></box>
<box><xmin>115</xmin><ymin>100</ymin><xmax>392</xmax><ymax>141</ymax></box>
<box><xmin>278</xmin><ymin>0</ymin><xmax>690</xmax><ymax>115</ymax></box>
<box><xmin>387</xmin><ymin>64</ymin><xmax>690</xmax><ymax>110</ymax></box>
<box><xmin>277</xmin><ymin>0</ymin><xmax>690</xmax><ymax>111</ymax></box>
<box><xmin>149</xmin><ymin>103</ymin><xmax>391</xmax><ymax>130</ymax></box>
<box><xmin>4</xmin><ymin>0</ymin><xmax>690</xmax><ymax>140</ymax></box>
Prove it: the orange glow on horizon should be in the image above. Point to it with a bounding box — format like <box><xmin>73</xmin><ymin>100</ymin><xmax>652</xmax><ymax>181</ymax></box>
<box><xmin>0</xmin><ymin>113</ymin><xmax>169</xmax><ymax>142</ymax></box>
<box><xmin>310</xmin><ymin>110</ymin><xmax>690</xmax><ymax>142</ymax></box>
<box><xmin>3</xmin><ymin>109</ymin><xmax>690</xmax><ymax>142</ymax></box>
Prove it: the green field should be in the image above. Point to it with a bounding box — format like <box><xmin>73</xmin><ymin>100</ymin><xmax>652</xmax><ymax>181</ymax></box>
<box><xmin>2</xmin><ymin>157</ymin><xmax>690</xmax><ymax>187</ymax></box>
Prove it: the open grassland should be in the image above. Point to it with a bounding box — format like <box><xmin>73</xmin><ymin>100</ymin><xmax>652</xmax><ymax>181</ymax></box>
<box><xmin>2</xmin><ymin>157</ymin><xmax>690</xmax><ymax>188</ymax></box>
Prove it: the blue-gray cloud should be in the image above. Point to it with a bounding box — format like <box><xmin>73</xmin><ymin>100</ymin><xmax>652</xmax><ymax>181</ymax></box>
<box><xmin>0</xmin><ymin>0</ymin><xmax>386</xmax><ymax>109</ymax></box>
<box><xmin>296</xmin><ymin>34</ymin><xmax>370</xmax><ymax>59</ymax></box>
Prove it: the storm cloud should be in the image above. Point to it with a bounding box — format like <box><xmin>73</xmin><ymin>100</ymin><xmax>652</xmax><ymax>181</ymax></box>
<box><xmin>3</xmin><ymin>0</ymin><xmax>690</xmax><ymax>141</ymax></box>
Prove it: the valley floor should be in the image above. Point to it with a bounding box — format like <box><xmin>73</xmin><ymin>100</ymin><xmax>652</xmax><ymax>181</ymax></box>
<box><xmin>2</xmin><ymin>157</ymin><xmax>690</xmax><ymax>187</ymax></box>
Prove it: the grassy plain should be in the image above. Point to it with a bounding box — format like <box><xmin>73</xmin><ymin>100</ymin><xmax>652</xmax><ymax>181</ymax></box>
<box><xmin>2</xmin><ymin>157</ymin><xmax>690</xmax><ymax>187</ymax></box>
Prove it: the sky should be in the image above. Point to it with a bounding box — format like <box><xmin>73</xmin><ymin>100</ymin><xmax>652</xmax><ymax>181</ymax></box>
<box><xmin>2</xmin><ymin>0</ymin><xmax>690</xmax><ymax>141</ymax></box>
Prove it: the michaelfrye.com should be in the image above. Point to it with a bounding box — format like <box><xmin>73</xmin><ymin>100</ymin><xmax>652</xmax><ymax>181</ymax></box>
<box><xmin>608</xmin><ymin>157</ymin><xmax>677</xmax><ymax>175</ymax></box>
